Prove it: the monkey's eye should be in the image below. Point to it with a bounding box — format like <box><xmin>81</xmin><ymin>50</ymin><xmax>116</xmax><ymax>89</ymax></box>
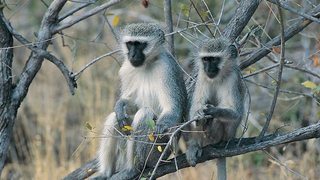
<box><xmin>202</xmin><ymin>57</ymin><xmax>211</xmax><ymax>62</ymax></box>
<box><xmin>126</xmin><ymin>41</ymin><xmax>134</xmax><ymax>45</ymax></box>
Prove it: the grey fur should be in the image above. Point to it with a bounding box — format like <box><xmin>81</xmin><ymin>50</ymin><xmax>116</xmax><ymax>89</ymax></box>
<box><xmin>185</xmin><ymin>37</ymin><xmax>245</xmax><ymax>180</ymax></box>
<box><xmin>98</xmin><ymin>23</ymin><xmax>187</xmax><ymax>179</ymax></box>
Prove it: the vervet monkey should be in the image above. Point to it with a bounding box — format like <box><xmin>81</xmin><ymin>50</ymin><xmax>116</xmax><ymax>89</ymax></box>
<box><xmin>98</xmin><ymin>23</ymin><xmax>187</xmax><ymax>179</ymax></box>
<box><xmin>186</xmin><ymin>37</ymin><xmax>245</xmax><ymax>180</ymax></box>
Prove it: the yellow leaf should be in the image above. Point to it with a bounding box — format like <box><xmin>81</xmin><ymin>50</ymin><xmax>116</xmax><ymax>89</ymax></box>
<box><xmin>112</xmin><ymin>15</ymin><xmax>120</xmax><ymax>27</ymax></box>
<box><xmin>148</xmin><ymin>133</ymin><xmax>155</xmax><ymax>142</ymax></box>
<box><xmin>85</xmin><ymin>122</ymin><xmax>93</xmax><ymax>130</ymax></box>
<box><xmin>157</xmin><ymin>146</ymin><xmax>162</xmax><ymax>152</ymax></box>
<box><xmin>122</xmin><ymin>125</ymin><xmax>133</xmax><ymax>132</ymax></box>
<box><xmin>301</xmin><ymin>81</ymin><xmax>317</xmax><ymax>89</ymax></box>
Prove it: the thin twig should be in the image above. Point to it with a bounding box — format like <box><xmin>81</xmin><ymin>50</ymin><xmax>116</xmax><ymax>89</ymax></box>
<box><xmin>258</xmin><ymin>0</ymin><xmax>286</xmax><ymax>140</ymax></box>
<box><xmin>240</xmin><ymin>5</ymin><xmax>320</xmax><ymax>70</ymax></box>
<box><xmin>53</xmin><ymin>0</ymin><xmax>122</xmax><ymax>33</ymax></box>
<box><xmin>72</xmin><ymin>49</ymin><xmax>121</xmax><ymax>79</ymax></box>
<box><xmin>58</xmin><ymin>0</ymin><xmax>97</xmax><ymax>21</ymax></box>
<box><xmin>267</xmin><ymin>0</ymin><xmax>320</xmax><ymax>24</ymax></box>
<box><xmin>189</xmin><ymin>0</ymin><xmax>214</xmax><ymax>37</ymax></box>
<box><xmin>243</xmin><ymin>63</ymin><xmax>279</xmax><ymax>78</ymax></box>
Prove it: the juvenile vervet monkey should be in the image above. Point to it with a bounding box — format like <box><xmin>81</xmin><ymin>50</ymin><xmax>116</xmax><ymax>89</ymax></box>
<box><xmin>98</xmin><ymin>23</ymin><xmax>187</xmax><ymax>179</ymax></box>
<box><xmin>186</xmin><ymin>37</ymin><xmax>245</xmax><ymax>180</ymax></box>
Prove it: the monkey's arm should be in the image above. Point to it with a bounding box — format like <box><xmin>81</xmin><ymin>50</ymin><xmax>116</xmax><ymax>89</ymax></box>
<box><xmin>155</xmin><ymin>110</ymin><xmax>182</xmax><ymax>134</ymax></box>
<box><xmin>203</xmin><ymin>105</ymin><xmax>241</xmax><ymax>121</ymax></box>
<box><xmin>114</xmin><ymin>99</ymin><xmax>138</xmax><ymax>128</ymax></box>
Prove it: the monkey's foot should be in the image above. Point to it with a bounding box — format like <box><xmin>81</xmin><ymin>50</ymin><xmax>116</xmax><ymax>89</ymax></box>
<box><xmin>186</xmin><ymin>145</ymin><xmax>202</xmax><ymax>167</ymax></box>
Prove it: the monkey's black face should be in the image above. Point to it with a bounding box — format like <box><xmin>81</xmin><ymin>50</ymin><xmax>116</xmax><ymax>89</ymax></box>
<box><xmin>202</xmin><ymin>56</ymin><xmax>221</xmax><ymax>79</ymax></box>
<box><xmin>126</xmin><ymin>41</ymin><xmax>148</xmax><ymax>67</ymax></box>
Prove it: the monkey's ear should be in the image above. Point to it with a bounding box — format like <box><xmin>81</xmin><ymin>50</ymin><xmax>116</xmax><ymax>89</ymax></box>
<box><xmin>228</xmin><ymin>44</ymin><xmax>238</xmax><ymax>59</ymax></box>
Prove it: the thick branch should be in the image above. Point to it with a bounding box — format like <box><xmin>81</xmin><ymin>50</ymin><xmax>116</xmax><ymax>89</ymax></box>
<box><xmin>64</xmin><ymin>122</ymin><xmax>320</xmax><ymax>179</ymax></box>
<box><xmin>0</xmin><ymin>7</ymin><xmax>14</xmax><ymax>175</ymax></box>
<box><xmin>223</xmin><ymin>0</ymin><xmax>261</xmax><ymax>42</ymax></box>
<box><xmin>53</xmin><ymin>0</ymin><xmax>121</xmax><ymax>33</ymax></box>
<box><xmin>240</xmin><ymin>5</ymin><xmax>320</xmax><ymax>70</ymax></box>
<box><xmin>11</xmin><ymin>0</ymin><xmax>67</xmax><ymax>107</ymax></box>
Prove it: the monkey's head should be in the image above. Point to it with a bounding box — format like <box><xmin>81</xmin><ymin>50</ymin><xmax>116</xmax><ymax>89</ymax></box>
<box><xmin>198</xmin><ymin>37</ymin><xmax>238</xmax><ymax>79</ymax></box>
<box><xmin>121</xmin><ymin>23</ymin><xmax>165</xmax><ymax>67</ymax></box>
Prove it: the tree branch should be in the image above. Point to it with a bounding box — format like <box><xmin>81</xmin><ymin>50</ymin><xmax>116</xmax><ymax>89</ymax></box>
<box><xmin>258</xmin><ymin>0</ymin><xmax>285</xmax><ymax>140</ymax></box>
<box><xmin>0</xmin><ymin>13</ymin><xmax>77</xmax><ymax>95</ymax></box>
<box><xmin>53</xmin><ymin>0</ymin><xmax>122</xmax><ymax>33</ymax></box>
<box><xmin>64</xmin><ymin>122</ymin><xmax>320</xmax><ymax>179</ymax></box>
<box><xmin>240</xmin><ymin>5</ymin><xmax>320</xmax><ymax>70</ymax></box>
<box><xmin>267</xmin><ymin>0</ymin><xmax>320</xmax><ymax>24</ymax></box>
<box><xmin>223</xmin><ymin>0</ymin><xmax>261</xmax><ymax>42</ymax></box>
<box><xmin>58</xmin><ymin>0</ymin><xmax>97</xmax><ymax>22</ymax></box>
<box><xmin>10</xmin><ymin>0</ymin><xmax>68</xmax><ymax>107</ymax></box>
<box><xmin>163</xmin><ymin>0</ymin><xmax>175</xmax><ymax>57</ymax></box>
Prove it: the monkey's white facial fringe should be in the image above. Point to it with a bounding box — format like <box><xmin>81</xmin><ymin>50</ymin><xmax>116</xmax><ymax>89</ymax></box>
<box><xmin>199</xmin><ymin>52</ymin><xmax>223</xmax><ymax>57</ymax></box>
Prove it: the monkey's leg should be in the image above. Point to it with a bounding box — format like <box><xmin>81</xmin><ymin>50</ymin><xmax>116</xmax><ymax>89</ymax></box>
<box><xmin>110</xmin><ymin>107</ymin><xmax>157</xmax><ymax>180</ymax></box>
<box><xmin>98</xmin><ymin>112</ymin><xmax>120</xmax><ymax>178</ymax></box>
<box><xmin>186</xmin><ymin>125</ymin><xmax>204</xmax><ymax>167</ymax></box>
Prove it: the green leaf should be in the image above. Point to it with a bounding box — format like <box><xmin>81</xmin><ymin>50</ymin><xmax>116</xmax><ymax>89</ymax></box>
<box><xmin>146</xmin><ymin>119</ymin><xmax>156</xmax><ymax>130</ymax></box>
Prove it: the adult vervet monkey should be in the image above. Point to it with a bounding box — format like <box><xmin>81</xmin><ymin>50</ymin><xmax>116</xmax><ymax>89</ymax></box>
<box><xmin>98</xmin><ymin>23</ymin><xmax>187</xmax><ymax>179</ymax></box>
<box><xmin>186</xmin><ymin>37</ymin><xmax>245</xmax><ymax>180</ymax></box>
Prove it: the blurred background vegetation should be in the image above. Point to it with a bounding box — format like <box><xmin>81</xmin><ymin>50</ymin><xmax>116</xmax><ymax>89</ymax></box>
<box><xmin>1</xmin><ymin>0</ymin><xmax>320</xmax><ymax>179</ymax></box>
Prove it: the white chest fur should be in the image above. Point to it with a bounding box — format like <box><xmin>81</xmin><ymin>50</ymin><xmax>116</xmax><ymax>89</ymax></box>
<box><xmin>189</xmin><ymin>72</ymin><xmax>235</xmax><ymax>120</ymax></box>
<box><xmin>119</xmin><ymin>61</ymin><xmax>164</xmax><ymax>114</ymax></box>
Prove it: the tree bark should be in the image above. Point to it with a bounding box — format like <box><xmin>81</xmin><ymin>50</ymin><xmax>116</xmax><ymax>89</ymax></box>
<box><xmin>0</xmin><ymin>11</ymin><xmax>14</xmax><ymax>175</ymax></box>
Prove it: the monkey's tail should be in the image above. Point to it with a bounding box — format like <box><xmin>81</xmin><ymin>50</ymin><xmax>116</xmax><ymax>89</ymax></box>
<box><xmin>217</xmin><ymin>157</ymin><xmax>227</xmax><ymax>180</ymax></box>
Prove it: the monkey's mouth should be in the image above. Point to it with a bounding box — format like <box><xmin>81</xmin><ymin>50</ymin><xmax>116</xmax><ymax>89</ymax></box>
<box><xmin>206</xmin><ymin>71</ymin><xmax>219</xmax><ymax>79</ymax></box>
<box><xmin>129</xmin><ymin>58</ymin><xmax>145</xmax><ymax>67</ymax></box>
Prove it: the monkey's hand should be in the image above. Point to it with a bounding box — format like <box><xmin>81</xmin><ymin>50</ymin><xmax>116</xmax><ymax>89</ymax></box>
<box><xmin>114</xmin><ymin>99</ymin><xmax>130</xmax><ymax>130</ymax></box>
<box><xmin>154</xmin><ymin>122</ymin><xmax>170</xmax><ymax>136</ymax></box>
<box><xmin>202</xmin><ymin>104</ymin><xmax>218</xmax><ymax>116</ymax></box>
<box><xmin>186</xmin><ymin>144</ymin><xmax>202</xmax><ymax>167</ymax></box>
<box><xmin>194</xmin><ymin>109</ymin><xmax>206</xmax><ymax>126</ymax></box>
<box><xmin>115</xmin><ymin>112</ymin><xmax>130</xmax><ymax>130</ymax></box>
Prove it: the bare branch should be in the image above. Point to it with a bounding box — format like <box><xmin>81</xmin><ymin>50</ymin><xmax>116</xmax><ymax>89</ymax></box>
<box><xmin>64</xmin><ymin>122</ymin><xmax>320</xmax><ymax>179</ymax></box>
<box><xmin>63</xmin><ymin>159</ymin><xmax>99</xmax><ymax>180</ymax></box>
<box><xmin>258</xmin><ymin>0</ymin><xmax>286</xmax><ymax>139</ymax></box>
<box><xmin>267</xmin><ymin>0</ymin><xmax>320</xmax><ymax>24</ymax></box>
<box><xmin>10</xmin><ymin>0</ymin><xmax>68</xmax><ymax>106</ymax></box>
<box><xmin>223</xmin><ymin>0</ymin><xmax>261</xmax><ymax>42</ymax></box>
<box><xmin>0</xmin><ymin>12</ymin><xmax>77</xmax><ymax>95</ymax></box>
<box><xmin>58</xmin><ymin>0</ymin><xmax>97</xmax><ymax>22</ymax></box>
<box><xmin>189</xmin><ymin>0</ymin><xmax>215</xmax><ymax>37</ymax></box>
<box><xmin>240</xmin><ymin>5</ymin><xmax>320</xmax><ymax>70</ymax></box>
<box><xmin>284</xmin><ymin>64</ymin><xmax>320</xmax><ymax>79</ymax></box>
<box><xmin>53</xmin><ymin>0</ymin><xmax>122</xmax><ymax>33</ymax></box>
<box><xmin>163</xmin><ymin>0</ymin><xmax>175</xmax><ymax>56</ymax></box>
<box><xmin>72</xmin><ymin>49</ymin><xmax>121</xmax><ymax>79</ymax></box>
